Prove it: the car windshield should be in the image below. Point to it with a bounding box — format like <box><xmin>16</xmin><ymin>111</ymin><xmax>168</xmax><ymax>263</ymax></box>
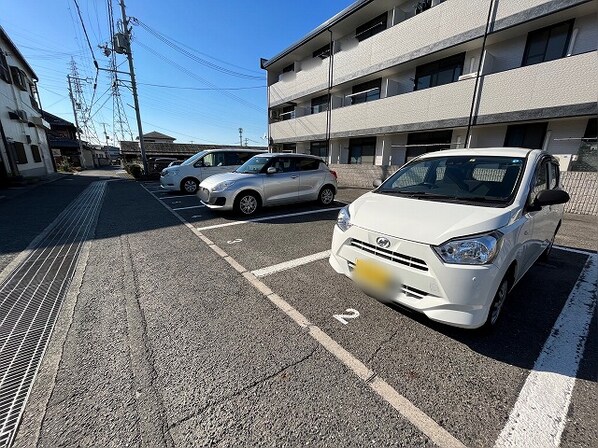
<box><xmin>235</xmin><ymin>156</ymin><xmax>270</xmax><ymax>174</ymax></box>
<box><xmin>181</xmin><ymin>151</ymin><xmax>208</xmax><ymax>166</ymax></box>
<box><xmin>377</xmin><ymin>155</ymin><xmax>525</xmax><ymax>206</ymax></box>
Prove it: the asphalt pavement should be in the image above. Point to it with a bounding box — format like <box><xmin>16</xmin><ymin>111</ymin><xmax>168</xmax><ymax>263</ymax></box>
<box><xmin>3</xmin><ymin>174</ymin><xmax>596</xmax><ymax>447</ymax></box>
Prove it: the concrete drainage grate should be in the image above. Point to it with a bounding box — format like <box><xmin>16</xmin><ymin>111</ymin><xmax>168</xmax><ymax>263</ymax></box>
<box><xmin>0</xmin><ymin>181</ymin><xmax>106</xmax><ymax>448</ymax></box>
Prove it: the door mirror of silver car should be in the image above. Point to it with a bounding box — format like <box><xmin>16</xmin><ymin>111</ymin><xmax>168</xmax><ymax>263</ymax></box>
<box><xmin>266</xmin><ymin>167</ymin><xmax>277</xmax><ymax>174</ymax></box>
<box><xmin>373</xmin><ymin>179</ymin><xmax>383</xmax><ymax>188</ymax></box>
<box><xmin>534</xmin><ymin>189</ymin><xmax>570</xmax><ymax>207</ymax></box>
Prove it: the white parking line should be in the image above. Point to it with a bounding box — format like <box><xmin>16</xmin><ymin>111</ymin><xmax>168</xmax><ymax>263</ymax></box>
<box><xmin>252</xmin><ymin>250</ymin><xmax>331</xmax><ymax>278</ymax></box>
<box><xmin>159</xmin><ymin>195</ymin><xmax>197</xmax><ymax>200</ymax></box>
<box><xmin>172</xmin><ymin>205</ymin><xmax>205</xmax><ymax>211</ymax></box>
<box><xmin>196</xmin><ymin>207</ymin><xmax>342</xmax><ymax>231</ymax></box>
<box><xmin>495</xmin><ymin>253</ymin><xmax>597</xmax><ymax>448</ymax></box>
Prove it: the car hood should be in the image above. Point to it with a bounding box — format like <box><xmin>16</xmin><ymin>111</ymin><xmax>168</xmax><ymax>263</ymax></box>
<box><xmin>349</xmin><ymin>192</ymin><xmax>513</xmax><ymax>246</ymax></box>
<box><xmin>199</xmin><ymin>172</ymin><xmax>254</xmax><ymax>188</ymax></box>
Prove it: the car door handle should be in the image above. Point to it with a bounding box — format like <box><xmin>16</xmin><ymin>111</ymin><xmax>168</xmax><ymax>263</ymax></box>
<box><xmin>291</xmin><ymin>175</ymin><xmax>298</xmax><ymax>179</ymax></box>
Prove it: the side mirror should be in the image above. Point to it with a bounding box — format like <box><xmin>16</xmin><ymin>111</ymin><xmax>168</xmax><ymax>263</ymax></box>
<box><xmin>373</xmin><ymin>179</ymin><xmax>383</xmax><ymax>188</ymax></box>
<box><xmin>534</xmin><ymin>189</ymin><xmax>570</xmax><ymax>207</ymax></box>
<box><xmin>266</xmin><ymin>167</ymin><xmax>277</xmax><ymax>174</ymax></box>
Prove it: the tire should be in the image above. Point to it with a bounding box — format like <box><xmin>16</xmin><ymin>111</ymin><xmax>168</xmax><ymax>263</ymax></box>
<box><xmin>482</xmin><ymin>276</ymin><xmax>510</xmax><ymax>330</ymax></box>
<box><xmin>540</xmin><ymin>231</ymin><xmax>556</xmax><ymax>262</ymax></box>
<box><xmin>181</xmin><ymin>178</ymin><xmax>199</xmax><ymax>194</ymax></box>
<box><xmin>234</xmin><ymin>192</ymin><xmax>260</xmax><ymax>216</ymax></box>
<box><xmin>318</xmin><ymin>186</ymin><xmax>335</xmax><ymax>206</ymax></box>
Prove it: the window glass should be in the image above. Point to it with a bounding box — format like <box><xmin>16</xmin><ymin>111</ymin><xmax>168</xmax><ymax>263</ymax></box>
<box><xmin>532</xmin><ymin>160</ymin><xmax>548</xmax><ymax>198</ymax></box>
<box><xmin>282</xmin><ymin>63</ymin><xmax>294</xmax><ymax>73</ymax></box>
<box><xmin>182</xmin><ymin>151</ymin><xmax>207</xmax><ymax>166</ymax></box>
<box><xmin>548</xmin><ymin>162</ymin><xmax>559</xmax><ymax>189</ymax></box>
<box><xmin>380</xmin><ymin>156</ymin><xmax>525</xmax><ymax>205</ymax></box>
<box><xmin>31</xmin><ymin>145</ymin><xmax>41</xmax><ymax>163</ymax></box>
<box><xmin>271</xmin><ymin>157</ymin><xmax>296</xmax><ymax>173</ymax></box>
<box><xmin>236</xmin><ymin>156</ymin><xmax>269</xmax><ymax>174</ymax></box>
<box><xmin>297</xmin><ymin>158</ymin><xmax>320</xmax><ymax>171</ymax></box>
<box><xmin>355</xmin><ymin>12</ymin><xmax>387</xmax><ymax>42</ymax></box>
<box><xmin>313</xmin><ymin>43</ymin><xmax>331</xmax><ymax>60</ymax></box>
<box><xmin>406</xmin><ymin>130</ymin><xmax>453</xmax><ymax>161</ymax></box>
<box><xmin>350</xmin><ymin>78</ymin><xmax>381</xmax><ymax>105</ymax></box>
<box><xmin>349</xmin><ymin>137</ymin><xmax>376</xmax><ymax>164</ymax></box>
<box><xmin>311</xmin><ymin>95</ymin><xmax>329</xmax><ymax>114</ymax></box>
<box><xmin>310</xmin><ymin>141</ymin><xmax>329</xmax><ymax>159</ymax></box>
<box><xmin>523</xmin><ymin>20</ymin><xmax>573</xmax><ymax>66</ymax></box>
<box><xmin>504</xmin><ymin>123</ymin><xmax>547</xmax><ymax>149</ymax></box>
<box><xmin>414</xmin><ymin>53</ymin><xmax>464</xmax><ymax>91</ymax></box>
<box><xmin>201</xmin><ymin>152</ymin><xmax>226</xmax><ymax>167</ymax></box>
<box><xmin>225</xmin><ymin>152</ymin><xmax>242</xmax><ymax>166</ymax></box>
<box><xmin>14</xmin><ymin>142</ymin><xmax>28</xmax><ymax>164</ymax></box>
<box><xmin>236</xmin><ymin>152</ymin><xmax>255</xmax><ymax>164</ymax></box>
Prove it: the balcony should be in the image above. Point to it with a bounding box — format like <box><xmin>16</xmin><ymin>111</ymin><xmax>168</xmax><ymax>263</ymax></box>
<box><xmin>476</xmin><ymin>52</ymin><xmax>596</xmax><ymax>119</ymax></box>
<box><xmin>270</xmin><ymin>111</ymin><xmax>328</xmax><ymax>142</ymax></box>
<box><xmin>330</xmin><ymin>78</ymin><xmax>475</xmax><ymax>137</ymax></box>
<box><xmin>268</xmin><ymin>58</ymin><xmax>330</xmax><ymax>107</ymax></box>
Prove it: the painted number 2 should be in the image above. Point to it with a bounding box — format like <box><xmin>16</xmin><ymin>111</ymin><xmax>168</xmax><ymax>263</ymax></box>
<box><xmin>333</xmin><ymin>308</ymin><xmax>360</xmax><ymax>325</ymax></box>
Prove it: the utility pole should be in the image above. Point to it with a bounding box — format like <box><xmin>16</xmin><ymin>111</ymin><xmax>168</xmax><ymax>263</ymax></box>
<box><xmin>67</xmin><ymin>74</ymin><xmax>85</xmax><ymax>168</ymax></box>
<box><xmin>238</xmin><ymin>128</ymin><xmax>243</xmax><ymax>147</ymax></box>
<box><xmin>118</xmin><ymin>0</ymin><xmax>148</xmax><ymax>174</ymax></box>
<box><xmin>244</xmin><ymin>138</ymin><xmax>248</xmax><ymax>147</ymax></box>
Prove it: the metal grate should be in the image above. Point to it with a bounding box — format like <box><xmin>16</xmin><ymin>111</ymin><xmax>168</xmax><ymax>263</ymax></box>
<box><xmin>0</xmin><ymin>181</ymin><xmax>106</xmax><ymax>448</ymax></box>
<box><xmin>350</xmin><ymin>239</ymin><xmax>428</xmax><ymax>271</ymax></box>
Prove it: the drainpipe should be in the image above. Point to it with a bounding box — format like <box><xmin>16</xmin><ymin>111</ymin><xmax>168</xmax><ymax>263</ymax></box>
<box><xmin>464</xmin><ymin>0</ymin><xmax>497</xmax><ymax>147</ymax></box>
<box><xmin>325</xmin><ymin>28</ymin><xmax>334</xmax><ymax>165</ymax></box>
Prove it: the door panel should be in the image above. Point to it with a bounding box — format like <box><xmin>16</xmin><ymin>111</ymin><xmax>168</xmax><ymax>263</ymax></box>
<box><xmin>263</xmin><ymin>157</ymin><xmax>299</xmax><ymax>204</ymax></box>
<box><xmin>297</xmin><ymin>158</ymin><xmax>323</xmax><ymax>200</ymax></box>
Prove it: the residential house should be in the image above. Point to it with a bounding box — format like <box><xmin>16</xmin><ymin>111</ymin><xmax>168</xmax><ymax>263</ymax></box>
<box><xmin>0</xmin><ymin>26</ymin><xmax>54</xmax><ymax>182</ymax></box>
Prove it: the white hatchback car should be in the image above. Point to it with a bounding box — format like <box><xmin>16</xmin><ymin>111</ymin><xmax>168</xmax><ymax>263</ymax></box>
<box><xmin>329</xmin><ymin>148</ymin><xmax>570</xmax><ymax>329</ymax></box>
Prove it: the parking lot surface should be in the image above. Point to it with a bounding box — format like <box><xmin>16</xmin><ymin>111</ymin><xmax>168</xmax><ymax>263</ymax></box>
<box><xmin>9</xmin><ymin>177</ymin><xmax>597</xmax><ymax>447</ymax></box>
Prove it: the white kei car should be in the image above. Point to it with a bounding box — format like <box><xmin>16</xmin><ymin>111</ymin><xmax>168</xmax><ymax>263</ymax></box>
<box><xmin>329</xmin><ymin>148</ymin><xmax>570</xmax><ymax>329</ymax></box>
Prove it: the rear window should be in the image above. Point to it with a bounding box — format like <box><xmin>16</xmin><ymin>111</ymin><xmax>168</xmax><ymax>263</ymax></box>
<box><xmin>297</xmin><ymin>158</ymin><xmax>320</xmax><ymax>171</ymax></box>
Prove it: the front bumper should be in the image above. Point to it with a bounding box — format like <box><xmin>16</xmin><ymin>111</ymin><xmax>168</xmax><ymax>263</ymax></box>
<box><xmin>160</xmin><ymin>175</ymin><xmax>178</xmax><ymax>191</ymax></box>
<box><xmin>329</xmin><ymin>225</ymin><xmax>503</xmax><ymax>329</ymax></box>
<box><xmin>198</xmin><ymin>187</ymin><xmax>234</xmax><ymax>210</ymax></box>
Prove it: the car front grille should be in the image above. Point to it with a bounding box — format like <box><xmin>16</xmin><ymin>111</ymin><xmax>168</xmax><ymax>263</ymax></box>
<box><xmin>350</xmin><ymin>239</ymin><xmax>428</xmax><ymax>271</ymax></box>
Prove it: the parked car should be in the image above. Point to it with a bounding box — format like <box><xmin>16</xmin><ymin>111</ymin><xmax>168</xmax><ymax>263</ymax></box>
<box><xmin>151</xmin><ymin>157</ymin><xmax>178</xmax><ymax>173</ymax></box>
<box><xmin>198</xmin><ymin>153</ymin><xmax>338</xmax><ymax>215</ymax></box>
<box><xmin>329</xmin><ymin>148</ymin><xmax>569</xmax><ymax>330</ymax></box>
<box><xmin>168</xmin><ymin>160</ymin><xmax>183</xmax><ymax>167</ymax></box>
<box><xmin>160</xmin><ymin>149</ymin><xmax>265</xmax><ymax>193</ymax></box>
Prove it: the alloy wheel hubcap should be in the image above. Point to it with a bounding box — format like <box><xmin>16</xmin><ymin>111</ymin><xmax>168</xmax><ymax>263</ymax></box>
<box><xmin>491</xmin><ymin>282</ymin><xmax>508</xmax><ymax>325</ymax></box>
<box><xmin>240</xmin><ymin>196</ymin><xmax>257</xmax><ymax>214</ymax></box>
<box><xmin>185</xmin><ymin>181</ymin><xmax>197</xmax><ymax>193</ymax></box>
<box><xmin>321</xmin><ymin>189</ymin><xmax>334</xmax><ymax>204</ymax></box>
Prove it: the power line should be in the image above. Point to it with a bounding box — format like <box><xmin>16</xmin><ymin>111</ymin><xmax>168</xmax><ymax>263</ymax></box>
<box><xmin>134</xmin><ymin>19</ymin><xmax>263</xmax><ymax>80</ymax></box>
<box><xmin>136</xmin><ymin>82</ymin><xmax>265</xmax><ymax>91</ymax></box>
<box><xmin>72</xmin><ymin>0</ymin><xmax>99</xmax><ymax>69</ymax></box>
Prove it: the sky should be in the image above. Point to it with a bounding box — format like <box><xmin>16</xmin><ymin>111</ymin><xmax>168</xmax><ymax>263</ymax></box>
<box><xmin>1</xmin><ymin>0</ymin><xmax>354</xmax><ymax>146</ymax></box>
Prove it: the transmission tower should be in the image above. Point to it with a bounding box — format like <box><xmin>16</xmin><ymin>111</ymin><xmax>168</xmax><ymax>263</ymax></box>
<box><xmin>69</xmin><ymin>58</ymin><xmax>101</xmax><ymax>145</ymax></box>
<box><xmin>107</xmin><ymin>0</ymin><xmax>133</xmax><ymax>143</ymax></box>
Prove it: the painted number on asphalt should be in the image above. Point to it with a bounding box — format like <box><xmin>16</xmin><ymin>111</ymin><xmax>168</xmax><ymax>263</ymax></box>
<box><xmin>227</xmin><ymin>239</ymin><xmax>243</xmax><ymax>245</ymax></box>
<box><xmin>333</xmin><ymin>308</ymin><xmax>360</xmax><ymax>325</ymax></box>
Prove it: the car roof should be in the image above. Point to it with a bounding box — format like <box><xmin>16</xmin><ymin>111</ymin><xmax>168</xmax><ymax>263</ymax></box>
<box><xmin>204</xmin><ymin>148</ymin><xmax>265</xmax><ymax>152</ymax></box>
<box><xmin>418</xmin><ymin>147</ymin><xmax>535</xmax><ymax>159</ymax></box>
<box><xmin>254</xmin><ymin>153</ymin><xmax>324</xmax><ymax>160</ymax></box>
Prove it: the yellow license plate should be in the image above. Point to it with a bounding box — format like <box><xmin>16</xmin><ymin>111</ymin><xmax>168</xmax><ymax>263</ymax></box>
<box><xmin>354</xmin><ymin>259</ymin><xmax>390</xmax><ymax>290</ymax></box>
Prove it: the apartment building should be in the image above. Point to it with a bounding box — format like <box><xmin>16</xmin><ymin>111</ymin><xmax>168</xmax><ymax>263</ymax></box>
<box><xmin>262</xmin><ymin>0</ymin><xmax>597</xmax><ymax>172</ymax></box>
<box><xmin>0</xmin><ymin>27</ymin><xmax>54</xmax><ymax>181</ymax></box>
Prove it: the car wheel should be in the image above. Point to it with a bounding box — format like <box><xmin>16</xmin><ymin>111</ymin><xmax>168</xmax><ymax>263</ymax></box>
<box><xmin>318</xmin><ymin>186</ymin><xmax>335</xmax><ymax>206</ymax></box>
<box><xmin>235</xmin><ymin>192</ymin><xmax>259</xmax><ymax>216</ymax></box>
<box><xmin>483</xmin><ymin>276</ymin><xmax>509</xmax><ymax>330</ymax></box>
<box><xmin>181</xmin><ymin>178</ymin><xmax>199</xmax><ymax>194</ymax></box>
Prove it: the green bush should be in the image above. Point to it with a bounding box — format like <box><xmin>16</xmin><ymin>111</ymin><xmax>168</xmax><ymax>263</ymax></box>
<box><xmin>57</xmin><ymin>159</ymin><xmax>74</xmax><ymax>172</ymax></box>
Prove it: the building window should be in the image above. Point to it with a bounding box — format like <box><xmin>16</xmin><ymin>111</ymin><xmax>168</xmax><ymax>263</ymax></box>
<box><xmin>406</xmin><ymin>130</ymin><xmax>453</xmax><ymax>161</ymax></box>
<box><xmin>9</xmin><ymin>66</ymin><xmax>27</xmax><ymax>91</ymax></box>
<box><xmin>282</xmin><ymin>63</ymin><xmax>294</xmax><ymax>74</ymax></box>
<box><xmin>313</xmin><ymin>43</ymin><xmax>331</xmax><ymax>60</ymax></box>
<box><xmin>311</xmin><ymin>95</ymin><xmax>329</xmax><ymax>114</ymax></box>
<box><xmin>522</xmin><ymin>20</ymin><xmax>574</xmax><ymax>66</ymax></box>
<box><xmin>355</xmin><ymin>12</ymin><xmax>387</xmax><ymax>42</ymax></box>
<box><xmin>281</xmin><ymin>143</ymin><xmax>296</xmax><ymax>153</ymax></box>
<box><xmin>14</xmin><ymin>142</ymin><xmax>28</xmax><ymax>164</ymax></box>
<box><xmin>31</xmin><ymin>145</ymin><xmax>42</xmax><ymax>163</ymax></box>
<box><xmin>310</xmin><ymin>141</ymin><xmax>329</xmax><ymax>159</ymax></box>
<box><xmin>415</xmin><ymin>53</ymin><xmax>465</xmax><ymax>91</ymax></box>
<box><xmin>348</xmin><ymin>78</ymin><xmax>381</xmax><ymax>105</ymax></box>
<box><xmin>349</xmin><ymin>137</ymin><xmax>376</xmax><ymax>164</ymax></box>
<box><xmin>504</xmin><ymin>122</ymin><xmax>547</xmax><ymax>149</ymax></box>
<box><xmin>415</xmin><ymin>0</ymin><xmax>432</xmax><ymax>15</ymax></box>
<box><xmin>280</xmin><ymin>105</ymin><xmax>295</xmax><ymax>121</ymax></box>
<box><xmin>0</xmin><ymin>51</ymin><xmax>11</xmax><ymax>83</ymax></box>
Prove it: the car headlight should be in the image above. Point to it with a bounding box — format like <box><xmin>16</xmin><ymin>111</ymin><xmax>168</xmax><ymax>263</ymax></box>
<box><xmin>434</xmin><ymin>232</ymin><xmax>502</xmax><ymax>265</ymax></box>
<box><xmin>336</xmin><ymin>206</ymin><xmax>352</xmax><ymax>232</ymax></box>
<box><xmin>212</xmin><ymin>180</ymin><xmax>235</xmax><ymax>193</ymax></box>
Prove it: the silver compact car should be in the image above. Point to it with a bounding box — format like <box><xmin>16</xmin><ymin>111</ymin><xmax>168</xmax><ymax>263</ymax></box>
<box><xmin>198</xmin><ymin>153</ymin><xmax>338</xmax><ymax>215</ymax></box>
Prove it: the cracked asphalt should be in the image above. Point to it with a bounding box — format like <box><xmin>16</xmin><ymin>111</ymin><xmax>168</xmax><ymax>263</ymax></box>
<box><xmin>4</xmin><ymin>172</ymin><xmax>596</xmax><ymax>447</ymax></box>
